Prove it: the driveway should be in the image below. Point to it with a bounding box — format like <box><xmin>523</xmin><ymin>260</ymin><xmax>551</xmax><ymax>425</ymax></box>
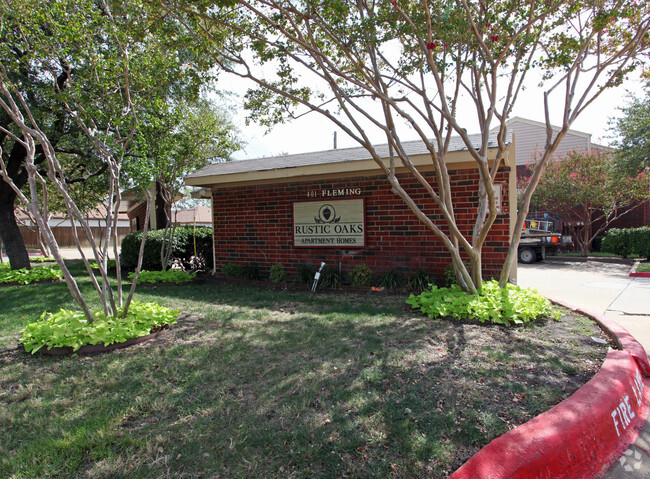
<box><xmin>517</xmin><ymin>259</ymin><xmax>650</xmax><ymax>352</ymax></box>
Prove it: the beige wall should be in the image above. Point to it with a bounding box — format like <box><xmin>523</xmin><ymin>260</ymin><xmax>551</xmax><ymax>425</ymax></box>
<box><xmin>509</xmin><ymin>119</ymin><xmax>592</xmax><ymax>166</ymax></box>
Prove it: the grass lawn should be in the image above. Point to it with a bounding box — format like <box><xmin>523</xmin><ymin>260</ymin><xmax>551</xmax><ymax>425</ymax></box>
<box><xmin>0</xmin><ymin>261</ymin><xmax>610</xmax><ymax>478</ymax></box>
<box><xmin>637</xmin><ymin>262</ymin><xmax>650</xmax><ymax>273</ymax></box>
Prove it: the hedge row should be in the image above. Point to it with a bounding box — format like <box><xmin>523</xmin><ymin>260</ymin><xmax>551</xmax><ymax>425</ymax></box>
<box><xmin>601</xmin><ymin>227</ymin><xmax>650</xmax><ymax>260</ymax></box>
<box><xmin>120</xmin><ymin>226</ymin><xmax>213</xmax><ymax>270</ymax></box>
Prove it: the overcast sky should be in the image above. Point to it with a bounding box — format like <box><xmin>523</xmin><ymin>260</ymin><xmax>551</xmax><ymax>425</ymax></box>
<box><xmin>222</xmin><ymin>72</ymin><xmax>646</xmax><ymax>161</ymax></box>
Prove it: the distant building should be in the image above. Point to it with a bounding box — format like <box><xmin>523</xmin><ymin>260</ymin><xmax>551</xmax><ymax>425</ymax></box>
<box><xmin>171</xmin><ymin>206</ymin><xmax>212</xmax><ymax>227</ymax></box>
<box><xmin>17</xmin><ymin>207</ymin><xmax>130</xmax><ymax>249</ymax></box>
<box><xmin>497</xmin><ymin>117</ymin><xmax>601</xmax><ymax>174</ymax></box>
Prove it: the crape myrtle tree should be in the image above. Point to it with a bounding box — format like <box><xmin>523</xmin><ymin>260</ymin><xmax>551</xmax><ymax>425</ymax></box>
<box><xmin>524</xmin><ymin>149</ymin><xmax>650</xmax><ymax>256</ymax></box>
<box><xmin>0</xmin><ymin>1</ymin><xmax>118</xmax><ymax>270</ymax></box>
<box><xmin>0</xmin><ymin>0</ymin><xmax>221</xmax><ymax>321</ymax></box>
<box><xmin>0</xmin><ymin>0</ymin><xmax>227</xmax><ymax>271</ymax></box>
<box><xmin>162</xmin><ymin>0</ymin><xmax>650</xmax><ymax>292</ymax></box>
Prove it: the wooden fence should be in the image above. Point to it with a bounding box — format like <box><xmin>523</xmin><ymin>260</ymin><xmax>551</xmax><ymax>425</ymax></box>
<box><xmin>19</xmin><ymin>226</ymin><xmax>131</xmax><ymax>249</ymax></box>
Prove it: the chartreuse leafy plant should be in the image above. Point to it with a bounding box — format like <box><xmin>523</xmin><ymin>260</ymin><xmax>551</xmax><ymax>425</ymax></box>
<box><xmin>20</xmin><ymin>300</ymin><xmax>179</xmax><ymax>354</ymax></box>
<box><xmin>0</xmin><ymin>264</ymin><xmax>62</xmax><ymax>285</ymax></box>
<box><xmin>407</xmin><ymin>280</ymin><xmax>560</xmax><ymax>326</ymax></box>
<box><xmin>128</xmin><ymin>269</ymin><xmax>196</xmax><ymax>284</ymax></box>
<box><xmin>30</xmin><ymin>256</ymin><xmax>55</xmax><ymax>263</ymax></box>
<box><xmin>88</xmin><ymin>259</ymin><xmax>117</xmax><ymax>270</ymax></box>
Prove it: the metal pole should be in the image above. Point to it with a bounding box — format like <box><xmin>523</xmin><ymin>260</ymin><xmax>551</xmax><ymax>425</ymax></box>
<box><xmin>311</xmin><ymin>262</ymin><xmax>326</xmax><ymax>292</ymax></box>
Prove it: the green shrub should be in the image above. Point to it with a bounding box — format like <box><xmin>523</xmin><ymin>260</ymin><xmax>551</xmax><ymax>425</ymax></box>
<box><xmin>88</xmin><ymin>259</ymin><xmax>117</xmax><ymax>270</ymax></box>
<box><xmin>222</xmin><ymin>263</ymin><xmax>260</xmax><ymax>280</ymax></box>
<box><xmin>30</xmin><ymin>256</ymin><xmax>55</xmax><ymax>263</ymax></box>
<box><xmin>128</xmin><ymin>269</ymin><xmax>196</xmax><ymax>284</ymax></box>
<box><xmin>407</xmin><ymin>280</ymin><xmax>560</xmax><ymax>326</ymax></box>
<box><xmin>602</xmin><ymin>227</ymin><xmax>650</xmax><ymax>259</ymax></box>
<box><xmin>0</xmin><ymin>265</ymin><xmax>62</xmax><ymax>285</ymax></box>
<box><xmin>222</xmin><ymin>263</ymin><xmax>241</xmax><ymax>278</ymax></box>
<box><xmin>351</xmin><ymin>264</ymin><xmax>374</xmax><ymax>287</ymax></box>
<box><xmin>296</xmin><ymin>264</ymin><xmax>316</xmax><ymax>284</ymax></box>
<box><xmin>240</xmin><ymin>265</ymin><xmax>261</xmax><ymax>281</ymax></box>
<box><xmin>120</xmin><ymin>226</ymin><xmax>213</xmax><ymax>270</ymax></box>
<box><xmin>601</xmin><ymin>228</ymin><xmax>632</xmax><ymax>258</ymax></box>
<box><xmin>269</xmin><ymin>264</ymin><xmax>287</xmax><ymax>283</ymax></box>
<box><xmin>374</xmin><ymin>270</ymin><xmax>406</xmax><ymax>290</ymax></box>
<box><xmin>20</xmin><ymin>300</ymin><xmax>179</xmax><ymax>353</ymax></box>
<box><xmin>319</xmin><ymin>268</ymin><xmax>342</xmax><ymax>289</ymax></box>
<box><xmin>408</xmin><ymin>270</ymin><xmax>437</xmax><ymax>292</ymax></box>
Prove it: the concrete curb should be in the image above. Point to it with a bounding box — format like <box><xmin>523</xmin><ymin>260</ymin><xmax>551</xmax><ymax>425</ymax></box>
<box><xmin>448</xmin><ymin>303</ymin><xmax>650</xmax><ymax>479</ymax></box>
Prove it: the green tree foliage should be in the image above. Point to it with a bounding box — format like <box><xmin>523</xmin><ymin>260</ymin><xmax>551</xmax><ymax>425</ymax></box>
<box><xmin>158</xmin><ymin>0</ymin><xmax>650</xmax><ymax>292</ymax></box>
<box><xmin>0</xmin><ymin>0</ymin><xmax>226</xmax><ymax>322</ymax></box>
<box><xmin>0</xmin><ymin>0</ymin><xmax>232</xmax><ymax>269</ymax></box>
<box><xmin>613</xmin><ymin>84</ymin><xmax>650</xmax><ymax>175</ymax></box>
<box><xmin>525</xmin><ymin>150</ymin><xmax>650</xmax><ymax>256</ymax></box>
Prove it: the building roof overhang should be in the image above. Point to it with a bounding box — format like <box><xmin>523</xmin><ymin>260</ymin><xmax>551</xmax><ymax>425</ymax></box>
<box><xmin>186</xmin><ymin>133</ymin><xmax>512</xmax><ymax>189</ymax></box>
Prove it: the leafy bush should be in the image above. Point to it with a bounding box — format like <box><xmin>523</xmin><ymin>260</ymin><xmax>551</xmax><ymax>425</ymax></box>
<box><xmin>21</xmin><ymin>300</ymin><xmax>179</xmax><ymax>353</ymax></box>
<box><xmin>269</xmin><ymin>264</ymin><xmax>287</xmax><ymax>283</ymax></box>
<box><xmin>374</xmin><ymin>270</ymin><xmax>406</xmax><ymax>290</ymax></box>
<box><xmin>240</xmin><ymin>265</ymin><xmax>261</xmax><ymax>281</ymax></box>
<box><xmin>120</xmin><ymin>226</ymin><xmax>213</xmax><ymax>270</ymax></box>
<box><xmin>128</xmin><ymin>269</ymin><xmax>196</xmax><ymax>284</ymax></box>
<box><xmin>406</xmin><ymin>280</ymin><xmax>560</xmax><ymax>326</ymax></box>
<box><xmin>222</xmin><ymin>263</ymin><xmax>260</xmax><ymax>280</ymax></box>
<box><xmin>0</xmin><ymin>265</ymin><xmax>63</xmax><ymax>285</ymax></box>
<box><xmin>407</xmin><ymin>270</ymin><xmax>437</xmax><ymax>292</ymax></box>
<box><xmin>88</xmin><ymin>259</ymin><xmax>117</xmax><ymax>270</ymax></box>
<box><xmin>351</xmin><ymin>264</ymin><xmax>374</xmax><ymax>287</ymax></box>
<box><xmin>319</xmin><ymin>268</ymin><xmax>342</xmax><ymax>289</ymax></box>
<box><xmin>222</xmin><ymin>263</ymin><xmax>241</xmax><ymax>278</ymax></box>
<box><xmin>602</xmin><ymin>227</ymin><xmax>650</xmax><ymax>260</ymax></box>
<box><xmin>296</xmin><ymin>264</ymin><xmax>316</xmax><ymax>284</ymax></box>
<box><xmin>30</xmin><ymin>256</ymin><xmax>55</xmax><ymax>263</ymax></box>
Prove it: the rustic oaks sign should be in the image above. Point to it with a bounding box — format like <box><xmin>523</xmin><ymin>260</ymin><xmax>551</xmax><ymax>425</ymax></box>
<box><xmin>293</xmin><ymin>199</ymin><xmax>365</xmax><ymax>248</ymax></box>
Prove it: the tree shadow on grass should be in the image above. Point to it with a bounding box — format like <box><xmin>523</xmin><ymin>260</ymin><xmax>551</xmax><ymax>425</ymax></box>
<box><xmin>0</xmin><ymin>286</ymin><xmax>608</xmax><ymax>478</ymax></box>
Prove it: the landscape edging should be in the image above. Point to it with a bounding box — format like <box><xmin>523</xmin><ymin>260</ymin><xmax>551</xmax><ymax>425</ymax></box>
<box><xmin>448</xmin><ymin>303</ymin><xmax>650</xmax><ymax>479</ymax></box>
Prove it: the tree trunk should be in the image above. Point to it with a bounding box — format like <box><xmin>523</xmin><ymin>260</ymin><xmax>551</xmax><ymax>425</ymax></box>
<box><xmin>0</xmin><ymin>137</ymin><xmax>33</xmax><ymax>269</ymax></box>
<box><xmin>0</xmin><ymin>200</ymin><xmax>30</xmax><ymax>270</ymax></box>
<box><xmin>155</xmin><ymin>181</ymin><xmax>170</xmax><ymax>230</ymax></box>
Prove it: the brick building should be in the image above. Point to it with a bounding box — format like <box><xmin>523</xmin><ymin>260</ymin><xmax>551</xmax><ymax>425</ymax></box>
<box><xmin>186</xmin><ymin>134</ymin><xmax>516</xmax><ymax>282</ymax></box>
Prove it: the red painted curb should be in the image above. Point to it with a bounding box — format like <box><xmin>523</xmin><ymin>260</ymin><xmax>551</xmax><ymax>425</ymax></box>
<box><xmin>449</xmin><ymin>350</ymin><xmax>650</xmax><ymax>479</ymax></box>
<box><xmin>630</xmin><ymin>272</ymin><xmax>650</xmax><ymax>278</ymax></box>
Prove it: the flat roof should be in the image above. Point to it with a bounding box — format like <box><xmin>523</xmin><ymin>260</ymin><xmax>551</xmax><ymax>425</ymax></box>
<box><xmin>186</xmin><ymin>133</ymin><xmax>509</xmax><ymax>188</ymax></box>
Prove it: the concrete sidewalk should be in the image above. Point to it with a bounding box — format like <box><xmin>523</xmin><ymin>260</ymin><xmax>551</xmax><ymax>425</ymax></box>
<box><xmin>518</xmin><ymin>258</ymin><xmax>650</xmax><ymax>478</ymax></box>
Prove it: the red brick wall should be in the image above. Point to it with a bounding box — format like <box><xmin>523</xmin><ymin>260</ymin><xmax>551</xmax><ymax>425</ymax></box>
<box><xmin>211</xmin><ymin>168</ymin><xmax>511</xmax><ymax>282</ymax></box>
